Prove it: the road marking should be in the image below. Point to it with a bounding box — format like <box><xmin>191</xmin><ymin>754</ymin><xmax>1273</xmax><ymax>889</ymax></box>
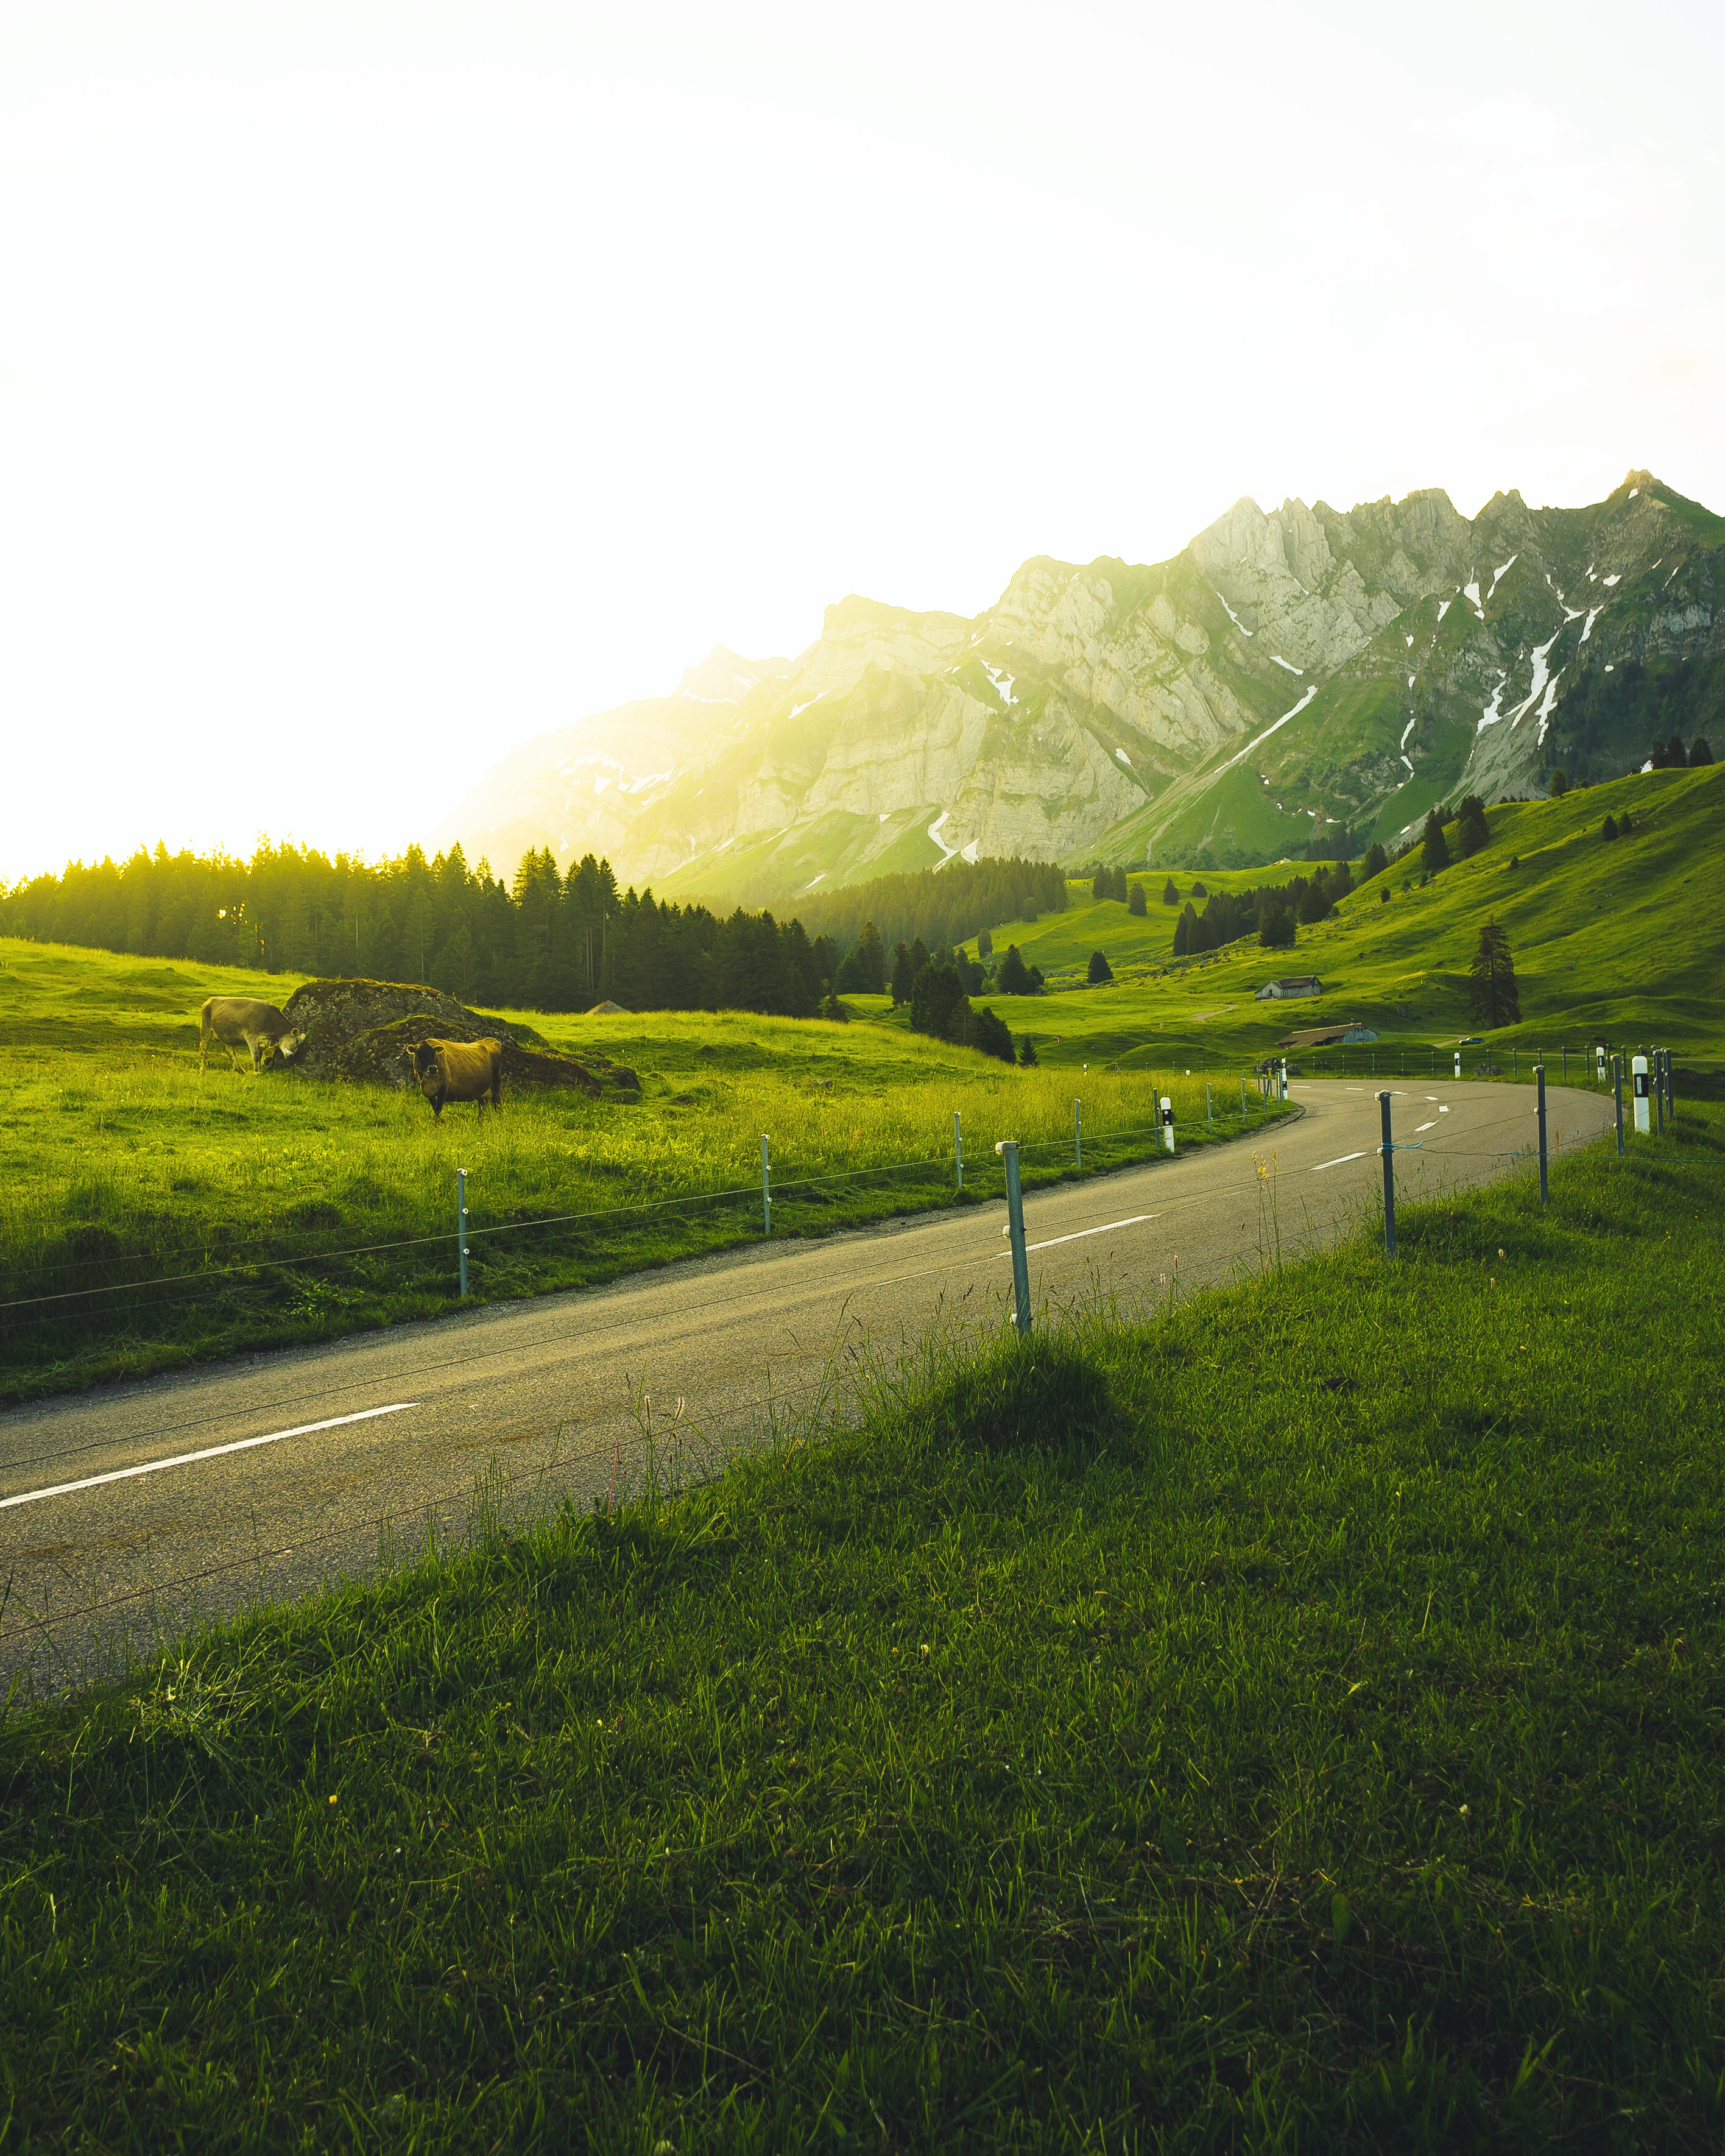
<box><xmin>0</xmin><ymin>1404</ymin><xmax>418</xmax><ymax>1513</ymax></box>
<box><xmin>1439</xmin><ymin>1105</ymin><xmax>1450</xmax><ymax>1114</ymax></box>
<box><xmin>1414</xmin><ymin>1120</ymin><xmax>1437</xmax><ymax>1133</ymax></box>
<box><xmin>998</xmin><ymin>1214</ymin><xmax>1156</xmax><ymax>1257</ymax></box>
<box><xmin>1310</xmin><ymin>1151</ymin><xmax>1368</xmax><ymax>1172</ymax></box>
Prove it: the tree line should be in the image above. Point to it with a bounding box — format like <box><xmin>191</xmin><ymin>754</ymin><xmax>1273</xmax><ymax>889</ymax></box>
<box><xmin>791</xmin><ymin>855</ymin><xmax>1066</xmax><ymax>959</ymax></box>
<box><xmin>0</xmin><ymin>838</ymin><xmax>1071</xmax><ymax>1030</ymax></box>
<box><xmin>0</xmin><ymin>839</ymin><xmax>848</xmax><ymax>1019</ymax></box>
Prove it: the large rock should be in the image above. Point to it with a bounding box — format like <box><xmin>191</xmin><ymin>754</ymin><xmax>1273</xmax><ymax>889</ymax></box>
<box><xmin>278</xmin><ymin>978</ymin><xmax>638</xmax><ymax>1095</ymax></box>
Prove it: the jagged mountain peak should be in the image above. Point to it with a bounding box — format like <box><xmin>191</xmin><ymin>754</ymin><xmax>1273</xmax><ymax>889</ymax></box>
<box><xmin>438</xmin><ymin>473</ymin><xmax>1725</xmax><ymax>898</ymax></box>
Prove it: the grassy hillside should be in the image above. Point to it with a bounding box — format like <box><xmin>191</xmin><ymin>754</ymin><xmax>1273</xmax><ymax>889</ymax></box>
<box><xmin>0</xmin><ymin>942</ymin><xmax>1268</xmax><ymax>1401</ymax></box>
<box><xmin>4</xmin><ymin>1094</ymin><xmax>1722</xmax><ymax>2145</ymax></box>
<box><xmin>956</xmin><ymin>766</ymin><xmax>1725</xmax><ymax>1071</ymax></box>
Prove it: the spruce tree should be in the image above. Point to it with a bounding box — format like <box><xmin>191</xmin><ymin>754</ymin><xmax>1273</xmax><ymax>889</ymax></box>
<box><xmin>1162</xmin><ymin>877</ymin><xmax>1179</xmax><ymax>906</ymax></box>
<box><xmin>1469</xmin><ymin>916</ymin><xmax>1521</xmax><ymax>1028</ymax></box>
<box><xmin>997</xmin><ymin>943</ymin><xmax>1031</xmax><ymax>995</ymax></box>
<box><xmin>1087</xmin><ymin>949</ymin><xmax>1113</xmax><ymax>984</ymax></box>
<box><xmin>1362</xmin><ymin>841</ymin><xmax>1388</xmax><ymax>880</ymax></box>
<box><xmin>1422</xmin><ymin>810</ymin><xmax>1451</xmax><ymax>872</ymax></box>
<box><xmin>1601</xmin><ymin>814</ymin><xmax>1619</xmax><ymax>842</ymax></box>
<box><xmin>1457</xmin><ymin>795</ymin><xmax>1490</xmax><ymax>857</ymax></box>
<box><xmin>890</xmin><ymin>941</ymin><xmax>914</xmax><ymax>1004</ymax></box>
<box><xmin>977</xmin><ymin>925</ymin><xmax>993</xmax><ymax>960</ymax></box>
<box><xmin>1127</xmin><ymin>882</ymin><xmax>1147</xmax><ymax>917</ymax></box>
<box><xmin>1017</xmin><ymin>1035</ymin><xmax>1039</xmax><ymax>1066</ymax></box>
<box><xmin>1691</xmin><ymin>737</ymin><xmax>1715</xmax><ymax>766</ymax></box>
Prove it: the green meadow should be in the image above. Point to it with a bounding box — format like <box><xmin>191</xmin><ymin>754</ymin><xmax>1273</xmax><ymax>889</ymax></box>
<box><xmin>0</xmin><ymin>944</ymin><xmax>1259</xmax><ymax>1402</ymax></box>
<box><xmin>962</xmin><ymin>764</ymin><xmax>1725</xmax><ymax>1073</ymax></box>
<box><xmin>2</xmin><ymin>765</ymin><xmax>1719</xmax><ymax>1399</ymax></box>
<box><xmin>2</xmin><ymin>1078</ymin><xmax>1721</xmax><ymax>2147</ymax></box>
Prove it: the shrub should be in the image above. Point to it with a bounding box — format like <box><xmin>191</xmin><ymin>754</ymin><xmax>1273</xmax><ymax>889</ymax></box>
<box><xmin>1602</xmin><ymin>814</ymin><xmax>1620</xmax><ymax>842</ymax></box>
<box><xmin>1380</xmin><ymin>886</ymin><xmax>1391</xmax><ymax>903</ymax></box>
<box><xmin>977</xmin><ymin>925</ymin><xmax>993</xmax><ymax>960</ymax></box>
<box><xmin>918</xmin><ymin>1331</ymin><xmax>1114</xmax><ymax>1454</ymax></box>
<box><xmin>965</xmin><ymin>1003</ymin><xmax>1015</xmax><ymax>1064</ymax></box>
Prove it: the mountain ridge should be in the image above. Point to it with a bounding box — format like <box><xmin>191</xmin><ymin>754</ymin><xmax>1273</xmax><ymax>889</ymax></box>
<box><xmin>437</xmin><ymin>470</ymin><xmax>1725</xmax><ymax>900</ymax></box>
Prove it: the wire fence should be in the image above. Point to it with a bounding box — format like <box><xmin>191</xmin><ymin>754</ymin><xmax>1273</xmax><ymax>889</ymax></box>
<box><xmin>0</xmin><ymin>1074</ymin><xmax>1691</xmax><ymax>1681</ymax></box>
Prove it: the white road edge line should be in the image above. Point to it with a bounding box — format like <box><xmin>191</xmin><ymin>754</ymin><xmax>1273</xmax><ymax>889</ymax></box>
<box><xmin>0</xmin><ymin>1404</ymin><xmax>418</xmax><ymax>1512</ymax></box>
<box><xmin>997</xmin><ymin>1214</ymin><xmax>1156</xmax><ymax>1257</ymax></box>
<box><xmin>1414</xmin><ymin>1121</ymin><xmax>1438</xmax><ymax>1134</ymax></box>
<box><xmin>1310</xmin><ymin>1152</ymin><xmax>1367</xmax><ymax>1172</ymax></box>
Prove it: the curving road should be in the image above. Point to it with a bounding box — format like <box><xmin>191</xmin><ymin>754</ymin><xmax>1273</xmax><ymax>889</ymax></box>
<box><xmin>0</xmin><ymin>1079</ymin><xmax>1614</xmax><ymax>1683</ymax></box>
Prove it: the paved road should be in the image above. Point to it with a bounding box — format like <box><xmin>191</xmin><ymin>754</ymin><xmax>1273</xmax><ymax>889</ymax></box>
<box><xmin>0</xmin><ymin>1079</ymin><xmax>1614</xmax><ymax>1684</ymax></box>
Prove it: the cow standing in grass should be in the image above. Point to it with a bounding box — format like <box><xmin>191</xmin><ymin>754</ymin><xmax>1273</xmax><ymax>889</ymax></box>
<box><xmin>409</xmin><ymin>1037</ymin><xmax>504</xmax><ymax>1122</ymax></box>
<box><xmin>199</xmin><ymin>996</ymin><xmax>306</xmax><ymax>1075</ymax></box>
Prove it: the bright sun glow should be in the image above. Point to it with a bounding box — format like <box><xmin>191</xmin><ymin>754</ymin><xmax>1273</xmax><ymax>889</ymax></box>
<box><xmin>3</xmin><ymin>0</ymin><xmax>1722</xmax><ymax>879</ymax></box>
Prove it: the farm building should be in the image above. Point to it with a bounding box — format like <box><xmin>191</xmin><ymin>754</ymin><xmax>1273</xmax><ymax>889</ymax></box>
<box><xmin>1276</xmin><ymin>1023</ymin><xmax>1380</xmax><ymax>1049</ymax></box>
<box><xmin>1254</xmin><ymin>975</ymin><xmax>1324</xmax><ymax>1001</ymax></box>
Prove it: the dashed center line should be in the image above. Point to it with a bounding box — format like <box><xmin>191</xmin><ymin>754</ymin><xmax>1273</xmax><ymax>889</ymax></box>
<box><xmin>1311</xmin><ymin>1152</ymin><xmax>1368</xmax><ymax>1172</ymax></box>
<box><xmin>0</xmin><ymin>1404</ymin><xmax>419</xmax><ymax>1512</ymax></box>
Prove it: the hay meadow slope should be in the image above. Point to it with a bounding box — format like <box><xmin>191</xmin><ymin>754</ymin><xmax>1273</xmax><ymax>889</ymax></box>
<box><xmin>948</xmin><ymin>763</ymin><xmax>1725</xmax><ymax>1072</ymax></box>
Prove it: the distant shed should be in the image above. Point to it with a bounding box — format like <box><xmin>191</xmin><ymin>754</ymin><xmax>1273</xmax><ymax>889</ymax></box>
<box><xmin>1254</xmin><ymin>975</ymin><xmax>1324</xmax><ymax>1000</ymax></box>
<box><xmin>1277</xmin><ymin>1023</ymin><xmax>1380</xmax><ymax>1049</ymax></box>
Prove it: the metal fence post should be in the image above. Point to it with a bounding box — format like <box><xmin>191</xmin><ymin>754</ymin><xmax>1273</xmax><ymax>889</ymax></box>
<box><xmin>1656</xmin><ymin>1050</ymin><xmax>1665</xmax><ymax>1136</ymax></box>
<box><xmin>1240</xmin><ymin>1073</ymin><xmax>1248</xmax><ymax>1122</ymax></box>
<box><xmin>1613</xmin><ymin>1058</ymin><xmax>1624</xmax><ymax>1158</ymax></box>
<box><xmin>761</xmin><ymin>1133</ymin><xmax>772</xmax><ymax>1233</ymax></box>
<box><xmin>1535</xmin><ymin>1065</ymin><xmax>1548</xmax><ymax>1204</ymax></box>
<box><xmin>996</xmin><ymin>1140</ymin><xmax>1031</xmax><ymax>1334</ymax></box>
<box><xmin>456</xmin><ymin>1166</ymin><xmax>468</xmax><ymax>1298</ymax></box>
<box><xmin>1206</xmin><ymin>1080</ymin><xmax>1213</xmax><ymax>1131</ymax></box>
<box><xmin>1074</xmin><ymin>1097</ymin><xmax>1082</xmax><ymax>1167</ymax></box>
<box><xmin>1378</xmin><ymin>1091</ymin><xmax>1396</xmax><ymax>1257</ymax></box>
<box><xmin>954</xmin><ymin>1111</ymin><xmax>964</xmax><ymax>1189</ymax></box>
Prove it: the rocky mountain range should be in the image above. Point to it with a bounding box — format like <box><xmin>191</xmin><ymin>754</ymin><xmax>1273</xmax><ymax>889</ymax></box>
<box><xmin>437</xmin><ymin>471</ymin><xmax>1725</xmax><ymax>900</ymax></box>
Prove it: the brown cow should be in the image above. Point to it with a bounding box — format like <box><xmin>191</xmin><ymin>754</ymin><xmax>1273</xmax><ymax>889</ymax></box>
<box><xmin>408</xmin><ymin>1037</ymin><xmax>503</xmax><ymax>1122</ymax></box>
<box><xmin>199</xmin><ymin>995</ymin><xmax>306</xmax><ymax>1075</ymax></box>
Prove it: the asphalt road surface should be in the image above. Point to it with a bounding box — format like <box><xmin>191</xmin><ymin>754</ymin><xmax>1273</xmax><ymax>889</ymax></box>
<box><xmin>0</xmin><ymin>1078</ymin><xmax>1615</xmax><ymax>1685</ymax></box>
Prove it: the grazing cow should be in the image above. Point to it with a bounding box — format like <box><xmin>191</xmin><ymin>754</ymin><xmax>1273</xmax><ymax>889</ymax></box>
<box><xmin>409</xmin><ymin>1037</ymin><xmax>504</xmax><ymax>1122</ymax></box>
<box><xmin>199</xmin><ymin>995</ymin><xmax>306</xmax><ymax>1075</ymax></box>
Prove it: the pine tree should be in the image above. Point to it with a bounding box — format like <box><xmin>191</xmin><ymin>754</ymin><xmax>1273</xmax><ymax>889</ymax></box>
<box><xmin>1667</xmin><ymin>732</ymin><xmax>1687</xmax><ymax>768</ymax></box>
<box><xmin>1162</xmin><ymin>878</ymin><xmax>1179</xmax><ymax>907</ymax></box>
<box><xmin>1422</xmin><ymin>810</ymin><xmax>1451</xmax><ymax>872</ymax></box>
<box><xmin>1361</xmin><ymin>841</ymin><xmax>1388</xmax><ymax>880</ymax></box>
<box><xmin>1469</xmin><ymin>916</ymin><xmax>1521</xmax><ymax>1028</ymax></box>
<box><xmin>1091</xmin><ymin>869</ymin><xmax>1108</xmax><ymax>903</ymax></box>
<box><xmin>856</xmin><ymin>919</ymin><xmax>886</xmax><ymax>991</ymax></box>
<box><xmin>1259</xmin><ymin>903</ymin><xmax>1296</xmax><ymax>950</ymax></box>
<box><xmin>1601</xmin><ymin>814</ymin><xmax>1619</xmax><ymax>841</ymax></box>
<box><xmin>890</xmin><ymin>941</ymin><xmax>915</xmax><ymax>1005</ymax></box>
<box><xmin>1691</xmin><ymin>737</ymin><xmax>1715</xmax><ymax>766</ymax></box>
<box><xmin>1087</xmin><ymin>949</ymin><xmax>1113</xmax><ymax>984</ymax></box>
<box><xmin>977</xmin><ymin>925</ymin><xmax>993</xmax><ymax>960</ymax></box>
<box><xmin>1457</xmin><ymin>795</ymin><xmax>1490</xmax><ymax>857</ymax></box>
<box><xmin>1017</xmin><ymin>1035</ymin><xmax>1039</xmax><ymax>1066</ymax></box>
<box><xmin>1127</xmin><ymin>882</ymin><xmax>1147</xmax><ymax>917</ymax></box>
<box><xmin>997</xmin><ymin>944</ymin><xmax>1031</xmax><ymax>995</ymax></box>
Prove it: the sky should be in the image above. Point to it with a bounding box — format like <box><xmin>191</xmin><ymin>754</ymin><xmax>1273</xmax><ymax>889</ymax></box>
<box><xmin>3</xmin><ymin>0</ymin><xmax>1722</xmax><ymax>880</ymax></box>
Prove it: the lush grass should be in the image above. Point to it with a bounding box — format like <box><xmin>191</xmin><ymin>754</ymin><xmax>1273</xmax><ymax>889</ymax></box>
<box><xmin>0</xmin><ymin>942</ymin><xmax>1274</xmax><ymax>1402</ymax></box>
<box><xmin>959</xmin><ymin>766</ymin><xmax>1725</xmax><ymax>1074</ymax></box>
<box><xmin>4</xmin><ymin>1095</ymin><xmax>1723</xmax><ymax>2146</ymax></box>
